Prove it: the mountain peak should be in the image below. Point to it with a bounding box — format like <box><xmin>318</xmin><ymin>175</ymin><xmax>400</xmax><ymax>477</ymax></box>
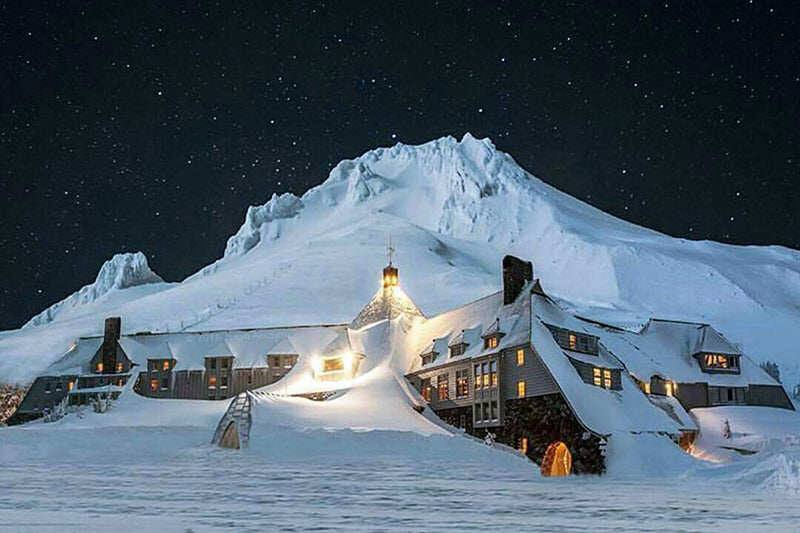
<box><xmin>23</xmin><ymin>252</ymin><xmax>164</xmax><ymax>328</ymax></box>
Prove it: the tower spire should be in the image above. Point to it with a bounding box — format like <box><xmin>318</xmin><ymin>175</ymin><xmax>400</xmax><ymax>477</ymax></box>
<box><xmin>382</xmin><ymin>239</ymin><xmax>399</xmax><ymax>288</ymax></box>
<box><xmin>387</xmin><ymin>238</ymin><xmax>395</xmax><ymax>266</ymax></box>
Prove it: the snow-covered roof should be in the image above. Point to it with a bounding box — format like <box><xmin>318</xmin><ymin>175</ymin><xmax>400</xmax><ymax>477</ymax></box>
<box><xmin>53</xmin><ymin>325</ymin><xmax>349</xmax><ymax>372</ymax></box>
<box><xmin>405</xmin><ymin>289</ymin><xmax>530</xmax><ymax>372</ymax></box>
<box><xmin>351</xmin><ymin>286</ymin><xmax>424</xmax><ymax>330</ymax></box>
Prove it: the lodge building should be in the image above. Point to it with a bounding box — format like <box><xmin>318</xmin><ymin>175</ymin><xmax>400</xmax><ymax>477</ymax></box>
<box><xmin>9</xmin><ymin>253</ymin><xmax>793</xmax><ymax>477</ymax></box>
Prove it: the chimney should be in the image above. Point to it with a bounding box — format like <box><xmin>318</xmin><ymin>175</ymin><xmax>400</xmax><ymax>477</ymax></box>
<box><xmin>502</xmin><ymin>255</ymin><xmax>533</xmax><ymax>305</ymax></box>
<box><xmin>101</xmin><ymin>317</ymin><xmax>121</xmax><ymax>374</ymax></box>
<box><xmin>104</xmin><ymin>317</ymin><xmax>121</xmax><ymax>343</ymax></box>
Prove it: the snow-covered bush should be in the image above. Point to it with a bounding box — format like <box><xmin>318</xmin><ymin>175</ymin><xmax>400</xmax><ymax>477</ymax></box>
<box><xmin>760</xmin><ymin>361</ymin><xmax>781</xmax><ymax>383</ymax></box>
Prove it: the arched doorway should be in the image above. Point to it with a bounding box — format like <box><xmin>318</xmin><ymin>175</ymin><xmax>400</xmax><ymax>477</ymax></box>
<box><xmin>219</xmin><ymin>421</ymin><xmax>240</xmax><ymax>449</ymax></box>
<box><xmin>541</xmin><ymin>441</ymin><xmax>572</xmax><ymax>477</ymax></box>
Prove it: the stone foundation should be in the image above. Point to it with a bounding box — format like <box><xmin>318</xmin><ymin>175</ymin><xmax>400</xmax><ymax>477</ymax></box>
<box><xmin>435</xmin><ymin>406</ymin><xmax>473</xmax><ymax>434</ymax></box>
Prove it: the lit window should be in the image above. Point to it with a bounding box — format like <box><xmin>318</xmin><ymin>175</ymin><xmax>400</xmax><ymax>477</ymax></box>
<box><xmin>437</xmin><ymin>374</ymin><xmax>449</xmax><ymax>401</ymax></box>
<box><xmin>474</xmin><ymin>364</ymin><xmax>482</xmax><ymax>390</ymax></box>
<box><xmin>116</xmin><ymin>362</ymin><xmax>123</xmax><ymax>373</ymax></box>
<box><xmin>665</xmin><ymin>381</ymin><xmax>673</xmax><ymax>396</ymax></box>
<box><xmin>484</xmin><ymin>336</ymin><xmax>498</xmax><ymax>349</ymax></box>
<box><xmin>96</xmin><ymin>362</ymin><xmax>104</xmax><ymax>373</ymax></box>
<box><xmin>323</xmin><ymin>358</ymin><xmax>344</xmax><ymax>372</ymax></box>
<box><xmin>421</xmin><ymin>379</ymin><xmax>431</xmax><ymax>402</ymax></box>
<box><xmin>520</xmin><ymin>437</ymin><xmax>528</xmax><ymax>454</ymax></box>
<box><xmin>489</xmin><ymin>360</ymin><xmax>497</xmax><ymax>387</ymax></box>
<box><xmin>517</xmin><ymin>380</ymin><xmax>526</xmax><ymax>398</ymax></box>
<box><xmin>603</xmin><ymin>369</ymin><xmax>612</xmax><ymax>389</ymax></box>
<box><xmin>209</xmin><ymin>375</ymin><xmax>217</xmax><ymax>389</ymax></box>
<box><xmin>482</xmin><ymin>362</ymin><xmax>489</xmax><ymax>388</ymax></box>
<box><xmin>516</xmin><ymin>348</ymin><xmax>525</xmax><ymax>366</ymax></box>
<box><xmin>593</xmin><ymin>367</ymin><xmax>602</xmax><ymax>387</ymax></box>
<box><xmin>569</xmin><ymin>333</ymin><xmax>577</xmax><ymax>351</ymax></box>
<box><xmin>704</xmin><ymin>353</ymin><xmax>731</xmax><ymax>369</ymax></box>
<box><xmin>455</xmin><ymin>369</ymin><xmax>469</xmax><ymax>398</ymax></box>
<box><xmin>150</xmin><ymin>378</ymin><xmax>158</xmax><ymax>390</ymax></box>
<box><xmin>68</xmin><ymin>381</ymin><xmax>74</xmax><ymax>391</ymax></box>
<box><xmin>162</xmin><ymin>360</ymin><xmax>170</xmax><ymax>371</ymax></box>
<box><xmin>644</xmin><ymin>382</ymin><xmax>651</xmax><ymax>394</ymax></box>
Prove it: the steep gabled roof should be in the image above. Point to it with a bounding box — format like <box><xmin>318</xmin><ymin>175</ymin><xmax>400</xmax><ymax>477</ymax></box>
<box><xmin>350</xmin><ymin>286</ymin><xmax>424</xmax><ymax>330</ymax></box>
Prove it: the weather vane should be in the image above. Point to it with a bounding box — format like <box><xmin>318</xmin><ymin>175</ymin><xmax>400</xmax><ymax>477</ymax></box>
<box><xmin>387</xmin><ymin>238</ymin><xmax>395</xmax><ymax>266</ymax></box>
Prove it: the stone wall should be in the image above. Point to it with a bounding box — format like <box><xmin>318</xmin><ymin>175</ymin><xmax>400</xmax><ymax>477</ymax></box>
<box><xmin>435</xmin><ymin>405</ymin><xmax>473</xmax><ymax>434</ymax></box>
<box><xmin>494</xmin><ymin>394</ymin><xmax>605</xmax><ymax>475</ymax></box>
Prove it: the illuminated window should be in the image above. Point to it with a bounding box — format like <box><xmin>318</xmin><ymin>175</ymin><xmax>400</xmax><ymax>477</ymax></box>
<box><xmin>484</xmin><ymin>336</ymin><xmax>498</xmax><ymax>349</ymax></box>
<box><xmin>96</xmin><ymin>362</ymin><xmax>104</xmax><ymax>373</ymax></box>
<box><xmin>116</xmin><ymin>362</ymin><xmax>123</xmax><ymax>373</ymax></box>
<box><xmin>323</xmin><ymin>358</ymin><xmax>344</xmax><ymax>372</ymax></box>
<box><xmin>437</xmin><ymin>374</ymin><xmax>449</xmax><ymax>401</ymax></box>
<box><xmin>516</xmin><ymin>348</ymin><xmax>525</xmax><ymax>366</ymax></box>
<box><xmin>517</xmin><ymin>380</ymin><xmax>526</xmax><ymax>398</ymax></box>
<box><xmin>569</xmin><ymin>333</ymin><xmax>577</xmax><ymax>351</ymax></box>
<box><xmin>603</xmin><ymin>369</ymin><xmax>612</xmax><ymax>389</ymax></box>
<box><xmin>482</xmin><ymin>362</ymin><xmax>489</xmax><ymax>388</ymax></box>
<box><xmin>520</xmin><ymin>437</ymin><xmax>529</xmax><ymax>454</ymax></box>
<box><xmin>644</xmin><ymin>382</ymin><xmax>651</xmax><ymax>394</ymax></box>
<box><xmin>150</xmin><ymin>378</ymin><xmax>158</xmax><ymax>390</ymax></box>
<box><xmin>455</xmin><ymin>369</ymin><xmax>469</xmax><ymax>398</ymax></box>
<box><xmin>68</xmin><ymin>381</ymin><xmax>74</xmax><ymax>391</ymax></box>
<box><xmin>704</xmin><ymin>353</ymin><xmax>736</xmax><ymax>370</ymax></box>
<box><xmin>209</xmin><ymin>375</ymin><xmax>217</xmax><ymax>389</ymax></box>
<box><xmin>593</xmin><ymin>367</ymin><xmax>602</xmax><ymax>387</ymax></box>
<box><xmin>665</xmin><ymin>381</ymin><xmax>673</xmax><ymax>396</ymax></box>
<box><xmin>474</xmin><ymin>364</ymin><xmax>482</xmax><ymax>390</ymax></box>
<box><xmin>421</xmin><ymin>379</ymin><xmax>431</xmax><ymax>402</ymax></box>
<box><xmin>489</xmin><ymin>360</ymin><xmax>497</xmax><ymax>387</ymax></box>
<box><xmin>162</xmin><ymin>360</ymin><xmax>170</xmax><ymax>371</ymax></box>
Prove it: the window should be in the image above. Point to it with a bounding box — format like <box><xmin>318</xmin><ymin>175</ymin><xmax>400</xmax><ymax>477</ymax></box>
<box><xmin>116</xmin><ymin>362</ymin><xmax>123</xmax><ymax>373</ymax></box>
<box><xmin>209</xmin><ymin>375</ymin><xmax>217</xmax><ymax>389</ymax></box>
<box><xmin>450</xmin><ymin>344</ymin><xmax>465</xmax><ymax>357</ymax></box>
<box><xmin>160</xmin><ymin>377</ymin><xmax>169</xmax><ymax>390</ymax></box>
<box><xmin>603</xmin><ymin>369</ymin><xmax>612</xmax><ymax>389</ymax></box>
<box><xmin>569</xmin><ymin>333</ymin><xmax>577</xmax><ymax>351</ymax></box>
<box><xmin>489</xmin><ymin>360</ymin><xmax>497</xmax><ymax>387</ymax></box>
<box><xmin>220</xmin><ymin>375</ymin><xmax>228</xmax><ymax>388</ymax></box>
<box><xmin>68</xmin><ymin>381</ymin><xmax>74</xmax><ymax>391</ymax></box>
<box><xmin>221</xmin><ymin>358</ymin><xmax>229</xmax><ymax>370</ymax></box>
<box><xmin>437</xmin><ymin>373</ymin><xmax>449</xmax><ymax>401</ymax></box>
<box><xmin>209</xmin><ymin>358</ymin><xmax>217</xmax><ymax>370</ymax></box>
<box><xmin>593</xmin><ymin>367</ymin><xmax>614</xmax><ymax>389</ymax></box>
<box><xmin>96</xmin><ymin>362</ymin><xmax>104</xmax><ymax>373</ymax></box>
<box><xmin>517</xmin><ymin>380</ymin><xmax>526</xmax><ymax>398</ymax></box>
<box><xmin>162</xmin><ymin>360</ymin><xmax>170</xmax><ymax>371</ymax></box>
<box><xmin>482</xmin><ymin>362</ymin><xmax>489</xmax><ymax>388</ymax></box>
<box><xmin>484</xmin><ymin>336</ymin><xmax>498</xmax><ymax>350</ymax></box>
<box><xmin>455</xmin><ymin>369</ymin><xmax>469</xmax><ymax>398</ymax></box>
<box><xmin>150</xmin><ymin>378</ymin><xmax>158</xmax><ymax>390</ymax></box>
<box><xmin>55</xmin><ymin>382</ymin><xmax>62</xmax><ymax>392</ymax></box>
<box><xmin>516</xmin><ymin>348</ymin><xmax>525</xmax><ymax>366</ymax></box>
<box><xmin>45</xmin><ymin>383</ymin><xmax>51</xmax><ymax>394</ymax></box>
<box><xmin>703</xmin><ymin>353</ymin><xmax>738</xmax><ymax>371</ymax></box>
<box><xmin>421</xmin><ymin>353</ymin><xmax>434</xmax><ymax>365</ymax></box>
<box><xmin>421</xmin><ymin>379</ymin><xmax>431</xmax><ymax>402</ymax></box>
<box><xmin>593</xmin><ymin>367</ymin><xmax>602</xmax><ymax>387</ymax></box>
<box><xmin>520</xmin><ymin>437</ymin><xmax>528</xmax><ymax>454</ymax></box>
<box><xmin>323</xmin><ymin>357</ymin><xmax>344</xmax><ymax>372</ymax></box>
<box><xmin>474</xmin><ymin>364</ymin><xmax>482</xmax><ymax>390</ymax></box>
<box><xmin>490</xmin><ymin>401</ymin><xmax>498</xmax><ymax>420</ymax></box>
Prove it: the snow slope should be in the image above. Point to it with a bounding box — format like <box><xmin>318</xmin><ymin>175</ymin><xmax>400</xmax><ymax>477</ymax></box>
<box><xmin>2</xmin><ymin>133</ymin><xmax>799</xmax><ymax>390</ymax></box>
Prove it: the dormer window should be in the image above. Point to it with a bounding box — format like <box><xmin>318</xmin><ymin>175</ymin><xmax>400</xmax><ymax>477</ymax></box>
<box><xmin>419</xmin><ymin>342</ymin><xmax>438</xmax><ymax>366</ymax></box>
<box><xmin>450</xmin><ymin>343</ymin><xmax>466</xmax><ymax>357</ymax></box>
<box><xmin>481</xmin><ymin>319</ymin><xmax>505</xmax><ymax>350</ymax></box>
<box><xmin>696</xmin><ymin>353</ymin><xmax>740</xmax><ymax>374</ymax></box>
<box><xmin>96</xmin><ymin>362</ymin><xmax>104</xmax><ymax>373</ymax></box>
<box><xmin>545</xmin><ymin>325</ymin><xmax>598</xmax><ymax>355</ymax></box>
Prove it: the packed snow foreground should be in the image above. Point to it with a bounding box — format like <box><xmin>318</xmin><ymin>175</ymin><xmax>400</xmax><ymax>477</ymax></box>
<box><xmin>3</xmin><ymin>134</ymin><xmax>800</xmax><ymax>497</ymax></box>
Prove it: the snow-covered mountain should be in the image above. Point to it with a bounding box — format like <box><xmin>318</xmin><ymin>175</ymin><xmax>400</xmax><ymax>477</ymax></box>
<box><xmin>2</xmin><ymin>133</ymin><xmax>799</xmax><ymax>387</ymax></box>
<box><xmin>23</xmin><ymin>252</ymin><xmax>169</xmax><ymax>328</ymax></box>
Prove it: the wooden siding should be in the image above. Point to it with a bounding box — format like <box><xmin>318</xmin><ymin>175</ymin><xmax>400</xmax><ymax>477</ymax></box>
<box><xmin>674</xmin><ymin>382</ymin><xmax>709</xmax><ymax>410</ymax></box>
<box><xmin>500</xmin><ymin>345</ymin><xmax>559</xmax><ymax>400</ymax></box>
<box><xmin>747</xmin><ymin>384</ymin><xmax>795</xmax><ymax>410</ymax></box>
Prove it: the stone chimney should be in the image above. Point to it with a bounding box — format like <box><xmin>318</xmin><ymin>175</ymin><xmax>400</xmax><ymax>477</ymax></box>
<box><xmin>502</xmin><ymin>255</ymin><xmax>533</xmax><ymax>305</ymax></box>
<box><xmin>101</xmin><ymin>317</ymin><xmax>121</xmax><ymax>374</ymax></box>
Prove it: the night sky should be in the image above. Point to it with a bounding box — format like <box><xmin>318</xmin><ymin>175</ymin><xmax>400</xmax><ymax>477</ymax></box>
<box><xmin>1</xmin><ymin>1</ymin><xmax>798</xmax><ymax>330</ymax></box>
